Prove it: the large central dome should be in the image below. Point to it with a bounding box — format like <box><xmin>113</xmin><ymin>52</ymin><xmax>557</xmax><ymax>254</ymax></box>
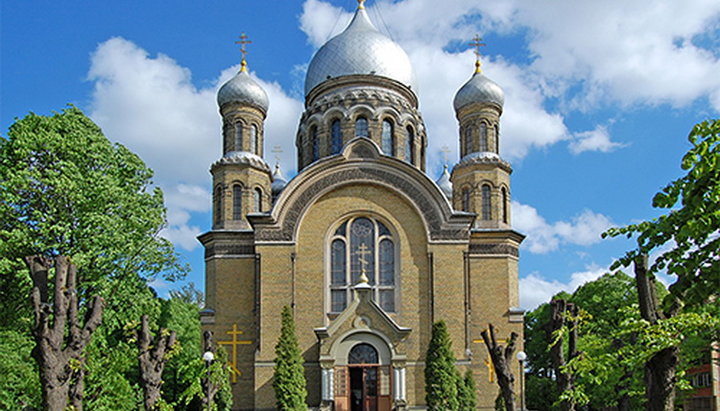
<box><xmin>304</xmin><ymin>5</ymin><xmax>416</xmax><ymax>96</ymax></box>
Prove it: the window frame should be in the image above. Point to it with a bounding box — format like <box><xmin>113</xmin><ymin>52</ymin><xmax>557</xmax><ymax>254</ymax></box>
<box><xmin>327</xmin><ymin>215</ymin><xmax>398</xmax><ymax>314</ymax></box>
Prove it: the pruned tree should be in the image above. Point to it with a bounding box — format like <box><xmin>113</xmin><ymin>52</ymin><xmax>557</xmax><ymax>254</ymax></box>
<box><xmin>425</xmin><ymin>321</ymin><xmax>460</xmax><ymax>410</ymax></box>
<box><xmin>634</xmin><ymin>255</ymin><xmax>680</xmax><ymax>411</ymax></box>
<box><xmin>603</xmin><ymin>119</ymin><xmax>720</xmax><ymax>410</ymax></box>
<box><xmin>201</xmin><ymin>330</ymin><xmax>219</xmax><ymax>409</ymax></box>
<box><xmin>25</xmin><ymin>255</ymin><xmax>104</xmax><ymax>411</ymax></box>
<box><xmin>137</xmin><ymin>314</ymin><xmax>177</xmax><ymax>410</ymax></box>
<box><xmin>544</xmin><ymin>299</ymin><xmax>579</xmax><ymax>411</ymax></box>
<box><xmin>480</xmin><ymin>323</ymin><xmax>517</xmax><ymax>411</ymax></box>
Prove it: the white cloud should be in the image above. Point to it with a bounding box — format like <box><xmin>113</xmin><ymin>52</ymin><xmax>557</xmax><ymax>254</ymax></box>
<box><xmin>512</xmin><ymin>201</ymin><xmax>614</xmax><ymax>253</ymax></box>
<box><xmin>569</xmin><ymin>125</ymin><xmax>625</xmax><ymax>154</ymax></box>
<box><xmin>520</xmin><ymin>264</ymin><xmax>607</xmax><ymax>310</ymax></box>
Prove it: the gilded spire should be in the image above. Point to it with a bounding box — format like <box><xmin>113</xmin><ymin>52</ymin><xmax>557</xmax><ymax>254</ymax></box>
<box><xmin>357</xmin><ymin>0</ymin><xmax>366</xmax><ymax>10</ymax></box>
<box><xmin>470</xmin><ymin>34</ymin><xmax>486</xmax><ymax>74</ymax></box>
<box><xmin>235</xmin><ymin>33</ymin><xmax>252</xmax><ymax>73</ymax></box>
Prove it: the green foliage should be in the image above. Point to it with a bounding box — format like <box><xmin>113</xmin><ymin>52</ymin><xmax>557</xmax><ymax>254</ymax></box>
<box><xmin>603</xmin><ymin>119</ymin><xmax>720</xmax><ymax>308</ymax></box>
<box><xmin>168</xmin><ymin>282</ymin><xmax>204</xmax><ymax>307</ymax></box>
<box><xmin>525</xmin><ymin>374</ymin><xmax>557</xmax><ymax>411</ymax></box>
<box><xmin>0</xmin><ymin>107</ymin><xmax>191</xmax><ymax>408</ymax></box>
<box><xmin>0</xmin><ymin>330</ymin><xmax>41</xmax><ymax>409</ymax></box>
<box><xmin>457</xmin><ymin>369</ymin><xmax>477</xmax><ymax>410</ymax></box>
<box><xmin>494</xmin><ymin>390</ymin><xmax>506</xmax><ymax>411</ymax></box>
<box><xmin>424</xmin><ymin>321</ymin><xmax>460</xmax><ymax>410</ymax></box>
<box><xmin>273</xmin><ymin>306</ymin><xmax>307</xmax><ymax>410</ymax></box>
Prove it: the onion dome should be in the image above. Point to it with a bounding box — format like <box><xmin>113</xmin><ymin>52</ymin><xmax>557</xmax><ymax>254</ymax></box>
<box><xmin>304</xmin><ymin>2</ymin><xmax>416</xmax><ymax>96</ymax></box>
<box><xmin>217</xmin><ymin>61</ymin><xmax>269</xmax><ymax>111</ymax></box>
<box><xmin>453</xmin><ymin>64</ymin><xmax>504</xmax><ymax>111</ymax></box>
<box><xmin>271</xmin><ymin>163</ymin><xmax>287</xmax><ymax>197</ymax></box>
<box><xmin>436</xmin><ymin>164</ymin><xmax>453</xmax><ymax>199</ymax></box>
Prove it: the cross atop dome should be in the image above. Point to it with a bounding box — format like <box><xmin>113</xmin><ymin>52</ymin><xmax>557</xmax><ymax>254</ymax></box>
<box><xmin>357</xmin><ymin>0</ymin><xmax>366</xmax><ymax>10</ymax></box>
<box><xmin>470</xmin><ymin>34</ymin><xmax>487</xmax><ymax>74</ymax></box>
<box><xmin>235</xmin><ymin>33</ymin><xmax>252</xmax><ymax>73</ymax></box>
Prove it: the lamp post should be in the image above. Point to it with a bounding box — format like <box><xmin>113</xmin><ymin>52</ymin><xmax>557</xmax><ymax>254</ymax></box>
<box><xmin>516</xmin><ymin>351</ymin><xmax>527</xmax><ymax>411</ymax></box>
<box><xmin>203</xmin><ymin>350</ymin><xmax>215</xmax><ymax>411</ymax></box>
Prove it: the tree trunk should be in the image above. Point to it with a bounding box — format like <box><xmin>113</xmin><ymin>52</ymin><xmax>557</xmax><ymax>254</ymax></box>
<box><xmin>481</xmin><ymin>323</ymin><xmax>517</xmax><ymax>411</ymax></box>
<box><xmin>545</xmin><ymin>299</ymin><xmax>578</xmax><ymax>411</ymax></box>
<box><xmin>138</xmin><ymin>314</ymin><xmax>177</xmax><ymax>410</ymax></box>
<box><xmin>25</xmin><ymin>255</ymin><xmax>104</xmax><ymax>411</ymax></box>
<box><xmin>202</xmin><ymin>330</ymin><xmax>218</xmax><ymax>409</ymax></box>
<box><xmin>634</xmin><ymin>255</ymin><xmax>679</xmax><ymax>411</ymax></box>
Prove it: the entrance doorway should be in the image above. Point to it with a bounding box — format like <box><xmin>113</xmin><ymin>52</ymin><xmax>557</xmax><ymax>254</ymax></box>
<box><xmin>349</xmin><ymin>366</ymin><xmax>377</xmax><ymax>411</ymax></box>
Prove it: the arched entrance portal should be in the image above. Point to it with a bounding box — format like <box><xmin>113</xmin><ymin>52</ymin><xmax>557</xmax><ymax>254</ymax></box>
<box><xmin>349</xmin><ymin>344</ymin><xmax>379</xmax><ymax>411</ymax></box>
<box><xmin>333</xmin><ymin>337</ymin><xmax>392</xmax><ymax>411</ymax></box>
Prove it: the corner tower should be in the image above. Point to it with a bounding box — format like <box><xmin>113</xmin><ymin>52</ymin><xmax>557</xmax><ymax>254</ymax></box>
<box><xmin>451</xmin><ymin>38</ymin><xmax>512</xmax><ymax>230</ymax></box>
<box><xmin>213</xmin><ymin>36</ymin><xmax>272</xmax><ymax>230</ymax></box>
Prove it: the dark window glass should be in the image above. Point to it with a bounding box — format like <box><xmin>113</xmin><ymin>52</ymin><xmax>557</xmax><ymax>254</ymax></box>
<box><xmin>331</xmin><ymin>119</ymin><xmax>342</xmax><ymax>154</ymax></box>
<box><xmin>349</xmin><ymin>343</ymin><xmax>378</xmax><ymax>364</ymax></box>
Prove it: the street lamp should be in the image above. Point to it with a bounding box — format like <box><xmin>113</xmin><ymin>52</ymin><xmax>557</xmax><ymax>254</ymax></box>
<box><xmin>516</xmin><ymin>351</ymin><xmax>527</xmax><ymax>411</ymax></box>
<box><xmin>203</xmin><ymin>351</ymin><xmax>215</xmax><ymax>411</ymax></box>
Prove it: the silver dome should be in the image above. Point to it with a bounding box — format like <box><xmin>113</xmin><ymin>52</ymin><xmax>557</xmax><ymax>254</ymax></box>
<box><xmin>271</xmin><ymin>163</ymin><xmax>287</xmax><ymax>195</ymax></box>
<box><xmin>435</xmin><ymin>164</ymin><xmax>453</xmax><ymax>200</ymax></box>
<box><xmin>453</xmin><ymin>71</ymin><xmax>504</xmax><ymax>111</ymax></box>
<box><xmin>217</xmin><ymin>69</ymin><xmax>269</xmax><ymax>111</ymax></box>
<box><xmin>304</xmin><ymin>7</ymin><xmax>416</xmax><ymax>96</ymax></box>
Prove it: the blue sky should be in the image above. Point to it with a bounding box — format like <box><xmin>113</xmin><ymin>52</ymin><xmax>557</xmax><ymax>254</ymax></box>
<box><xmin>3</xmin><ymin>0</ymin><xmax>719</xmax><ymax>309</ymax></box>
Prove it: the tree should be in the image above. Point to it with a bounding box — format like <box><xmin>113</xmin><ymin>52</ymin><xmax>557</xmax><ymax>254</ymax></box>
<box><xmin>0</xmin><ymin>107</ymin><xmax>185</xmax><ymax>409</ymax></box>
<box><xmin>604</xmin><ymin>119</ymin><xmax>720</xmax><ymax>410</ymax></box>
<box><xmin>481</xmin><ymin>323</ymin><xmax>517</xmax><ymax>411</ymax></box>
<box><xmin>272</xmin><ymin>306</ymin><xmax>307</xmax><ymax>410</ymax></box>
<box><xmin>457</xmin><ymin>369</ymin><xmax>477</xmax><ymax>410</ymax></box>
<box><xmin>137</xmin><ymin>314</ymin><xmax>177</xmax><ymax>410</ymax></box>
<box><xmin>425</xmin><ymin>320</ymin><xmax>460</xmax><ymax>410</ymax></box>
<box><xmin>545</xmin><ymin>299</ymin><xmax>579</xmax><ymax>411</ymax></box>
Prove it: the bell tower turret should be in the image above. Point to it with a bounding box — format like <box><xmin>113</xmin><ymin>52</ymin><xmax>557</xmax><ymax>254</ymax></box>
<box><xmin>451</xmin><ymin>36</ymin><xmax>512</xmax><ymax>229</ymax></box>
<box><xmin>212</xmin><ymin>34</ymin><xmax>272</xmax><ymax>230</ymax></box>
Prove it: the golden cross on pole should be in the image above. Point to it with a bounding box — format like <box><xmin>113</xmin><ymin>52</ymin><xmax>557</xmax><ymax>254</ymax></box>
<box><xmin>271</xmin><ymin>145</ymin><xmax>283</xmax><ymax>166</ymax></box>
<box><xmin>472</xmin><ymin>336</ymin><xmax>508</xmax><ymax>383</ymax></box>
<box><xmin>357</xmin><ymin>0</ymin><xmax>366</xmax><ymax>10</ymax></box>
<box><xmin>355</xmin><ymin>243</ymin><xmax>371</xmax><ymax>283</ymax></box>
<box><xmin>469</xmin><ymin>34</ymin><xmax>486</xmax><ymax>73</ymax></box>
<box><xmin>217</xmin><ymin>324</ymin><xmax>252</xmax><ymax>383</ymax></box>
<box><xmin>440</xmin><ymin>145</ymin><xmax>451</xmax><ymax>165</ymax></box>
<box><xmin>235</xmin><ymin>33</ymin><xmax>252</xmax><ymax>73</ymax></box>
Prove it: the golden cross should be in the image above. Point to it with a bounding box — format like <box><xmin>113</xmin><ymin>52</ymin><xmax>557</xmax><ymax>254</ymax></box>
<box><xmin>358</xmin><ymin>0</ymin><xmax>366</xmax><ymax>10</ymax></box>
<box><xmin>235</xmin><ymin>33</ymin><xmax>252</xmax><ymax>72</ymax></box>
<box><xmin>356</xmin><ymin>243</ymin><xmax>371</xmax><ymax>276</ymax></box>
<box><xmin>271</xmin><ymin>145</ymin><xmax>283</xmax><ymax>165</ymax></box>
<box><xmin>440</xmin><ymin>145</ymin><xmax>451</xmax><ymax>165</ymax></box>
<box><xmin>217</xmin><ymin>324</ymin><xmax>252</xmax><ymax>383</ymax></box>
<box><xmin>472</xmin><ymin>336</ymin><xmax>508</xmax><ymax>383</ymax></box>
<box><xmin>470</xmin><ymin>34</ymin><xmax>486</xmax><ymax>73</ymax></box>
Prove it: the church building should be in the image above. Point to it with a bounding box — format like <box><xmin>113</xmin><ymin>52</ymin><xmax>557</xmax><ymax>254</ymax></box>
<box><xmin>199</xmin><ymin>1</ymin><xmax>525</xmax><ymax>409</ymax></box>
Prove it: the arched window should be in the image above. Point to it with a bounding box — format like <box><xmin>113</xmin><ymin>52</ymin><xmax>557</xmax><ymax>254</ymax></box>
<box><xmin>405</xmin><ymin>126</ymin><xmax>414</xmax><ymax>164</ymax></box>
<box><xmin>234</xmin><ymin>123</ymin><xmax>243</xmax><ymax>151</ymax></box>
<box><xmin>355</xmin><ymin>116</ymin><xmax>369</xmax><ymax>138</ymax></box>
<box><xmin>495</xmin><ymin>124</ymin><xmax>500</xmax><ymax>154</ymax></box>
<box><xmin>311</xmin><ymin>126</ymin><xmax>319</xmax><ymax>162</ymax></box>
<box><xmin>349</xmin><ymin>343</ymin><xmax>378</xmax><ymax>364</ymax></box>
<box><xmin>254</xmin><ymin>188</ymin><xmax>262</xmax><ymax>212</ymax></box>
<box><xmin>479</xmin><ymin>123</ymin><xmax>488</xmax><ymax>152</ymax></box>
<box><xmin>381</xmin><ymin>119</ymin><xmax>394</xmax><ymax>155</ymax></box>
<box><xmin>250</xmin><ymin>125</ymin><xmax>258</xmax><ymax>154</ymax></box>
<box><xmin>331</xmin><ymin>119</ymin><xmax>342</xmax><ymax>154</ymax></box>
<box><xmin>462</xmin><ymin>188</ymin><xmax>470</xmax><ymax>212</ymax></box>
<box><xmin>501</xmin><ymin>187</ymin><xmax>508</xmax><ymax>224</ymax></box>
<box><xmin>464</xmin><ymin>127</ymin><xmax>473</xmax><ymax>156</ymax></box>
<box><xmin>214</xmin><ymin>186</ymin><xmax>223</xmax><ymax>225</ymax></box>
<box><xmin>232</xmin><ymin>184</ymin><xmax>243</xmax><ymax>220</ymax></box>
<box><xmin>328</xmin><ymin>216</ymin><xmax>396</xmax><ymax>313</ymax></box>
<box><xmin>482</xmin><ymin>184</ymin><xmax>492</xmax><ymax>220</ymax></box>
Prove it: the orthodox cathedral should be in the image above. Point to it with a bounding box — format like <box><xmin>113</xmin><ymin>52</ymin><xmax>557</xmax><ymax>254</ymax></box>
<box><xmin>200</xmin><ymin>1</ymin><xmax>524</xmax><ymax>409</ymax></box>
